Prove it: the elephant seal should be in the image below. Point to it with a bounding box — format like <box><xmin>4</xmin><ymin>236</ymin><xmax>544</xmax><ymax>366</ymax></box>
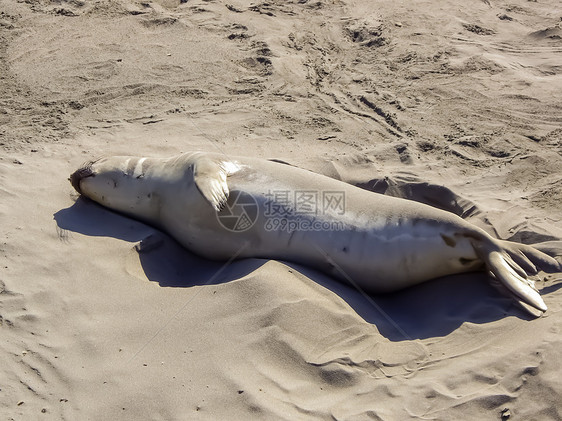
<box><xmin>70</xmin><ymin>152</ymin><xmax>561</xmax><ymax>315</ymax></box>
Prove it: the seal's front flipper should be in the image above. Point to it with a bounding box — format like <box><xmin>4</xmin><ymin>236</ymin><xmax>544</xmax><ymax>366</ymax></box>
<box><xmin>193</xmin><ymin>157</ymin><xmax>240</xmax><ymax>211</ymax></box>
<box><xmin>486</xmin><ymin>250</ymin><xmax>547</xmax><ymax>313</ymax></box>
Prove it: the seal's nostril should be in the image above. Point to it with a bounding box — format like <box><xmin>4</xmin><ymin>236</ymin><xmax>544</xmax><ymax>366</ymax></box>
<box><xmin>69</xmin><ymin>165</ymin><xmax>95</xmax><ymax>194</ymax></box>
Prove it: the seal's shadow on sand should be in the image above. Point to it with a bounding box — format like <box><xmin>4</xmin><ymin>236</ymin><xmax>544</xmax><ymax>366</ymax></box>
<box><xmin>54</xmin><ymin>196</ymin><xmax>545</xmax><ymax>341</ymax></box>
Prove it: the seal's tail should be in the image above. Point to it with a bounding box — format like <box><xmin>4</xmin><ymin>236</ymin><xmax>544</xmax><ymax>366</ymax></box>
<box><xmin>471</xmin><ymin>237</ymin><xmax>561</xmax><ymax>315</ymax></box>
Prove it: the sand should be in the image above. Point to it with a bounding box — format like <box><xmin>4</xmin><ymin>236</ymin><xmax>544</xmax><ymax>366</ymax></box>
<box><xmin>1</xmin><ymin>0</ymin><xmax>561</xmax><ymax>419</ymax></box>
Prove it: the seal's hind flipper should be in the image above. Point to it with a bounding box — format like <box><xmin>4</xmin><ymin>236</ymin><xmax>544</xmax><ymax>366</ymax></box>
<box><xmin>469</xmin><ymin>234</ymin><xmax>562</xmax><ymax>315</ymax></box>
<box><xmin>486</xmin><ymin>250</ymin><xmax>547</xmax><ymax>313</ymax></box>
<box><xmin>488</xmin><ymin>274</ymin><xmax>545</xmax><ymax>317</ymax></box>
<box><xmin>499</xmin><ymin>240</ymin><xmax>562</xmax><ymax>274</ymax></box>
<box><xmin>193</xmin><ymin>157</ymin><xmax>240</xmax><ymax>211</ymax></box>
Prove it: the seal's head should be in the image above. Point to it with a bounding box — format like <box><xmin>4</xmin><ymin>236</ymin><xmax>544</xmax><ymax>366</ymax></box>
<box><xmin>70</xmin><ymin>156</ymin><xmax>162</xmax><ymax>222</ymax></box>
<box><xmin>70</xmin><ymin>159</ymin><xmax>98</xmax><ymax>195</ymax></box>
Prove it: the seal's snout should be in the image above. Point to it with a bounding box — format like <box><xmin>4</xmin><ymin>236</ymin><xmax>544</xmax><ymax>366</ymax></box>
<box><xmin>69</xmin><ymin>164</ymin><xmax>95</xmax><ymax>195</ymax></box>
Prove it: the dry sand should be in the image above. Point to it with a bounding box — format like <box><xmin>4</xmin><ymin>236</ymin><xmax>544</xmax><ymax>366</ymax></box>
<box><xmin>1</xmin><ymin>0</ymin><xmax>562</xmax><ymax>419</ymax></box>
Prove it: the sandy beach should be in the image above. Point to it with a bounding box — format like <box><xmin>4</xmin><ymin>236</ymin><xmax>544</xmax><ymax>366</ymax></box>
<box><xmin>1</xmin><ymin>0</ymin><xmax>561</xmax><ymax>419</ymax></box>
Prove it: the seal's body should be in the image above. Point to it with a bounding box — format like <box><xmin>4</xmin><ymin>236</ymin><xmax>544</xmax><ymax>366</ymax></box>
<box><xmin>70</xmin><ymin>152</ymin><xmax>561</xmax><ymax>315</ymax></box>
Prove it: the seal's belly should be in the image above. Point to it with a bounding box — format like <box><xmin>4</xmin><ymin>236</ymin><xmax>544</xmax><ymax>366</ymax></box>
<box><xmin>253</xmin><ymin>217</ymin><xmax>481</xmax><ymax>292</ymax></box>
